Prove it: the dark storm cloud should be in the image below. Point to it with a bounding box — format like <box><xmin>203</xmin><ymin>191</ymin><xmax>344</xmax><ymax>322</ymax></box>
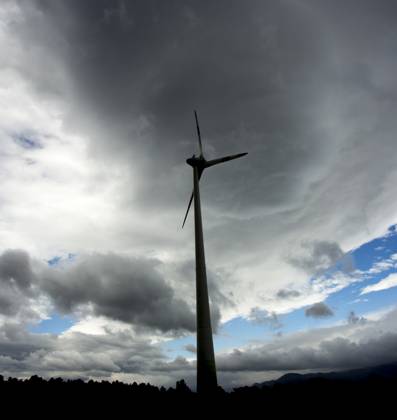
<box><xmin>2</xmin><ymin>307</ymin><xmax>397</xmax><ymax>387</ymax></box>
<box><xmin>0</xmin><ymin>250</ymin><xmax>39</xmax><ymax>318</ymax></box>
<box><xmin>164</xmin><ymin>259</ymin><xmax>232</xmax><ymax>334</ymax></box>
<box><xmin>288</xmin><ymin>240</ymin><xmax>345</xmax><ymax>275</ymax></box>
<box><xmin>175</xmin><ymin>259</ymin><xmax>234</xmax><ymax>322</ymax></box>
<box><xmin>17</xmin><ymin>0</ymin><xmax>334</xmax><ymax>214</ymax></box>
<box><xmin>0</xmin><ymin>249</ymin><xmax>196</xmax><ymax>334</ymax></box>
<box><xmin>217</xmin><ymin>332</ymin><xmax>397</xmax><ymax>372</ymax></box>
<box><xmin>0</xmin><ymin>322</ymin><xmax>53</xmax><ymax>361</ymax></box>
<box><xmin>160</xmin><ymin>308</ymin><xmax>397</xmax><ymax>377</ymax></box>
<box><xmin>0</xmin><ymin>250</ymin><xmax>35</xmax><ymax>290</ymax></box>
<box><xmin>305</xmin><ymin>302</ymin><xmax>334</xmax><ymax>318</ymax></box>
<box><xmin>0</xmin><ymin>321</ymin><xmax>168</xmax><ymax>379</ymax></box>
<box><xmin>41</xmin><ymin>254</ymin><xmax>196</xmax><ymax>333</ymax></box>
<box><xmin>0</xmin><ymin>287</ymin><xmax>26</xmax><ymax>317</ymax></box>
<box><xmin>11</xmin><ymin>0</ymin><xmax>397</xmax><ymax>269</ymax></box>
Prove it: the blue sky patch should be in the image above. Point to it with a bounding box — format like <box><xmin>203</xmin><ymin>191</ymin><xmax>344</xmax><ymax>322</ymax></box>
<box><xmin>29</xmin><ymin>313</ymin><xmax>75</xmax><ymax>334</ymax></box>
<box><xmin>47</xmin><ymin>253</ymin><xmax>77</xmax><ymax>267</ymax></box>
<box><xmin>14</xmin><ymin>134</ymin><xmax>42</xmax><ymax>149</ymax></box>
<box><xmin>165</xmin><ymin>224</ymin><xmax>397</xmax><ymax>359</ymax></box>
<box><xmin>47</xmin><ymin>256</ymin><xmax>62</xmax><ymax>266</ymax></box>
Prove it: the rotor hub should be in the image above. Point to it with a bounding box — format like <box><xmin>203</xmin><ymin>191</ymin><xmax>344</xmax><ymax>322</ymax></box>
<box><xmin>186</xmin><ymin>155</ymin><xmax>206</xmax><ymax>168</ymax></box>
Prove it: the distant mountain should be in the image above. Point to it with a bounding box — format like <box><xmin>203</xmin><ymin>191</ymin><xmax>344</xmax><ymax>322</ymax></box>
<box><xmin>254</xmin><ymin>362</ymin><xmax>397</xmax><ymax>388</ymax></box>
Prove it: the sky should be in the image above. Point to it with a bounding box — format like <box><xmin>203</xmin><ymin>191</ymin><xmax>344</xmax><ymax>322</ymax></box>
<box><xmin>1</xmin><ymin>0</ymin><xmax>397</xmax><ymax>390</ymax></box>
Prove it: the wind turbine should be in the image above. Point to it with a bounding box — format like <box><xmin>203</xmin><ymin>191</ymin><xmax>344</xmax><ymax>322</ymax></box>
<box><xmin>182</xmin><ymin>110</ymin><xmax>247</xmax><ymax>394</ymax></box>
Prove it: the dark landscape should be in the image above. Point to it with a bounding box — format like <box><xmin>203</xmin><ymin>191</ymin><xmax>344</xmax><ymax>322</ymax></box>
<box><xmin>2</xmin><ymin>363</ymin><xmax>396</xmax><ymax>412</ymax></box>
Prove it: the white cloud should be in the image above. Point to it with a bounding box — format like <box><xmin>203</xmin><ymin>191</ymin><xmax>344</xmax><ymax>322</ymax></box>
<box><xmin>360</xmin><ymin>273</ymin><xmax>397</xmax><ymax>295</ymax></box>
<box><xmin>0</xmin><ymin>74</ymin><xmax>126</xmax><ymax>259</ymax></box>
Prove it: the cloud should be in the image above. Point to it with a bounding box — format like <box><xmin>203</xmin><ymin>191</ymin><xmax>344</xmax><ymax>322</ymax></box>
<box><xmin>165</xmin><ymin>259</ymin><xmax>232</xmax><ymax>327</ymax></box>
<box><xmin>217</xmin><ymin>332</ymin><xmax>397</xmax><ymax>373</ymax></box>
<box><xmin>347</xmin><ymin>311</ymin><xmax>366</xmax><ymax>325</ymax></box>
<box><xmin>0</xmin><ymin>250</ymin><xmax>45</xmax><ymax>321</ymax></box>
<box><xmin>276</xmin><ymin>289</ymin><xmax>301</xmax><ymax>299</ymax></box>
<box><xmin>287</xmin><ymin>240</ymin><xmax>345</xmax><ymax>275</ymax></box>
<box><xmin>0</xmin><ymin>249</ymin><xmax>35</xmax><ymax>290</ymax></box>
<box><xmin>41</xmin><ymin>253</ymin><xmax>197</xmax><ymax>333</ymax></box>
<box><xmin>0</xmin><ymin>249</ymin><xmax>196</xmax><ymax>334</ymax></box>
<box><xmin>0</xmin><ymin>294</ymin><xmax>396</xmax><ymax>389</ymax></box>
<box><xmin>1</xmin><ymin>0</ymin><xmax>397</xmax><ymax>387</ymax></box>
<box><xmin>0</xmin><ymin>321</ymin><xmax>171</xmax><ymax>382</ymax></box>
<box><xmin>216</xmin><ymin>307</ymin><xmax>397</xmax><ymax>374</ymax></box>
<box><xmin>13</xmin><ymin>134</ymin><xmax>42</xmax><ymax>150</ymax></box>
<box><xmin>248</xmin><ymin>308</ymin><xmax>282</xmax><ymax>330</ymax></box>
<box><xmin>305</xmin><ymin>302</ymin><xmax>334</xmax><ymax>318</ymax></box>
<box><xmin>184</xmin><ymin>344</ymin><xmax>197</xmax><ymax>354</ymax></box>
<box><xmin>1</xmin><ymin>0</ymin><xmax>397</xmax><ymax>324</ymax></box>
<box><xmin>360</xmin><ymin>273</ymin><xmax>397</xmax><ymax>295</ymax></box>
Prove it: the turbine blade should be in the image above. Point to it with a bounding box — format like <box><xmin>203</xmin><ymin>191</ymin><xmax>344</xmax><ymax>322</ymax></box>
<box><xmin>181</xmin><ymin>169</ymin><xmax>204</xmax><ymax>228</ymax></box>
<box><xmin>182</xmin><ymin>191</ymin><xmax>193</xmax><ymax>228</ymax></box>
<box><xmin>194</xmin><ymin>110</ymin><xmax>203</xmax><ymax>157</ymax></box>
<box><xmin>205</xmin><ymin>152</ymin><xmax>247</xmax><ymax>168</ymax></box>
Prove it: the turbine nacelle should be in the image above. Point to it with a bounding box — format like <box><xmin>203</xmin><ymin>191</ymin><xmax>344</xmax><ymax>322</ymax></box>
<box><xmin>182</xmin><ymin>111</ymin><xmax>247</xmax><ymax>228</ymax></box>
<box><xmin>186</xmin><ymin>153</ymin><xmax>248</xmax><ymax>169</ymax></box>
<box><xmin>186</xmin><ymin>154</ymin><xmax>206</xmax><ymax>168</ymax></box>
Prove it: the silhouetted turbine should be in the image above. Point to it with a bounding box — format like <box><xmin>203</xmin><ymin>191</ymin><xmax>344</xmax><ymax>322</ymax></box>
<box><xmin>182</xmin><ymin>110</ymin><xmax>247</xmax><ymax>393</ymax></box>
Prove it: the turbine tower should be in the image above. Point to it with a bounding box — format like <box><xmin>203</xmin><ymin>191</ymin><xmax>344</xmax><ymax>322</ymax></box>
<box><xmin>182</xmin><ymin>110</ymin><xmax>247</xmax><ymax>394</ymax></box>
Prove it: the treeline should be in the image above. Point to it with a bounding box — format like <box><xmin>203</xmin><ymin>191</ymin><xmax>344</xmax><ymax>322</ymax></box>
<box><xmin>1</xmin><ymin>373</ymin><xmax>395</xmax><ymax>413</ymax></box>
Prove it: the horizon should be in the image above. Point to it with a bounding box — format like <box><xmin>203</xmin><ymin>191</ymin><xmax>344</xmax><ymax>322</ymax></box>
<box><xmin>2</xmin><ymin>358</ymin><xmax>397</xmax><ymax>390</ymax></box>
<box><xmin>1</xmin><ymin>0</ymin><xmax>397</xmax><ymax>390</ymax></box>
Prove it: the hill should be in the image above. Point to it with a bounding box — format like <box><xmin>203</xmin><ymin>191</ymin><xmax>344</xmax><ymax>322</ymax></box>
<box><xmin>254</xmin><ymin>361</ymin><xmax>397</xmax><ymax>388</ymax></box>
